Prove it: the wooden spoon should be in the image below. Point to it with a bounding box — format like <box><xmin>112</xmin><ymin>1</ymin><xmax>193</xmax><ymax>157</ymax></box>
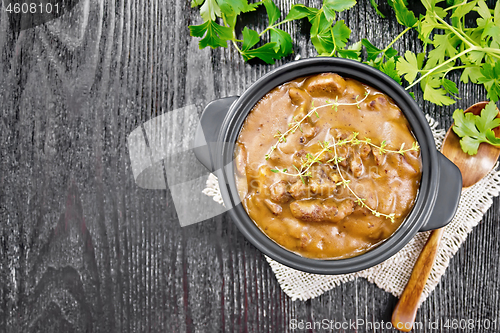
<box><xmin>391</xmin><ymin>101</ymin><xmax>500</xmax><ymax>332</ymax></box>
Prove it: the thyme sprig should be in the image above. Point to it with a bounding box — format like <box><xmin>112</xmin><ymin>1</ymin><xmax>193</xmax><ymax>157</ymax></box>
<box><xmin>270</xmin><ymin>131</ymin><xmax>420</xmax><ymax>222</ymax></box>
<box><xmin>265</xmin><ymin>96</ymin><xmax>368</xmax><ymax>160</ymax></box>
<box><xmin>270</xmin><ymin>140</ymin><xmax>334</xmax><ymax>184</ymax></box>
<box><xmin>330</xmin><ymin>135</ymin><xmax>396</xmax><ymax>222</ymax></box>
<box><xmin>338</xmin><ymin>132</ymin><xmax>420</xmax><ymax>155</ymax></box>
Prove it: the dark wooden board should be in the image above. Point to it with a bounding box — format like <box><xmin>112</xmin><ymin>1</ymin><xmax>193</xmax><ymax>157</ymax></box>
<box><xmin>0</xmin><ymin>0</ymin><xmax>499</xmax><ymax>332</ymax></box>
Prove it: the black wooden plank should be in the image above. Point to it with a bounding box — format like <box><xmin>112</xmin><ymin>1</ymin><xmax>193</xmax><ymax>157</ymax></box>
<box><xmin>0</xmin><ymin>0</ymin><xmax>499</xmax><ymax>332</ymax></box>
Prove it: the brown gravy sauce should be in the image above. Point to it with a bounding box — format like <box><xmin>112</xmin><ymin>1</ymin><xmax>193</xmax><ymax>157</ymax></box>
<box><xmin>234</xmin><ymin>73</ymin><xmax>422</xmax><ymax>259</ymax></box>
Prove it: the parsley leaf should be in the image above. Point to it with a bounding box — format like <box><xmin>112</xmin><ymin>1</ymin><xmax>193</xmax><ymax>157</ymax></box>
<box><xmin>338</xmin><ymin>41</ymin><xmax>362</xmax><ymax>59</ymax></box>
<box><xmin>241</xmin><ymin>27</ymin><xmax>260</xmax><ymax>51</ymax></box>
<box><xmin>381</xmin><ymin>57</ymin><xmax>402</xmax><ymax>84</ymax></box>
<box><xmin>263</xmin><ymin>0</ymin><xmax>281</xmax><ymax>25</ymax></box>
<box><xmin>261</xmin><ymin>0</ymin><xmax>293</xmax><ymax>56</ymax></box>
<box><xmin>270</xmin><ymin>28</ymin><xmax>293</xmax><ymax>56</ymax></box>
<box><xmin>241</xmin><ymin>43</ymin><xmax>280</xmax><ymax>64</ymax></box>
<box><xmin>189</xmin><ymin>20</ymin><xmax>233</xmax><ymax>48</ymax></box>
<box><xmin>476</xmin><ymin>0</ymin><xmax>491</xmax><ymax>22</ymax></box>
<box><xmin>495</xmin><ymin>0</ymin><xmax>500</xmax><ymax>26</ymax></box>
<box><xmin>200</xmin><ymin>0</ymin><xmax>222</xmax><ymax>21</ymax></box>
<box><xmin>460</xmin><ymin>65</ymin><xmax>483</xmax><ymax>84</ymax></box>
<box><xmin>478</xmin><ymin>62</ymin><xmax>500</xmax><ymax>102</ymax></box>
<box><xmin>385</xmin><ymin>47</ymin><xmax>399</xmax><ymax>59</ymax></box>
<box><xmin>421</xmin><ymin>76</ymin><xmax>456</xmax><ymax>106</ymax></box>
<box><xmin>453</xmin><ymin>101</ymin><xmax>500</xmax><ymax>155</ymax></box>
<box><xmin>323</xmin><ymin>0</ymin><xmax>356</xmax><ymax>21</ymax></box>
<box><xmin>189</xmin><ymin>0</ymin><xmax>500</xmax><ymax>125</ymax></box>
<box><xmin>392</xmin><ymin>0</ymin><xmax>418</xmax><ymax>27</ymax></box>
<box><xmin>285</xmin><ymin>4</ymin><xmax>318</xmax><ymax>20</ymax></box>
<box><xmin>362</xmin><ymin>39</ymin><xmax>383</xmax><ymax>61</ymax></box>
<box><xmin>427</xmin><ymin>33</ymin><xmax>458</xmax><ymax>66</ymax></box>
<box><xmin>450</xmin><ymin>0</ymin><xmax>477</xmax><ymax>19</ymax></box>
<box><xmin>191</xmin><ymin>0</ymin><xmax>205</xmax><ymax>7</ymax></box>
<box><xmin>442</xmin><ymin>78</ymin><xmax>459</xmax><ymax>97</ymax></box>
<box><xmin>369</xmin><ymin>0</ymin><xmax>386</xmax><ymax>18</ymax></box>
<box><xmin>332</xmin><ymin>20</ymin><xmax>351</xmax><ymax>49</ymax></box>
<box><xmin>310</xmin><ymin>12</ymin><xmax>335</xmax><ymax>55</ymax></box>
<box><xmin>396</xmin><ymin>51</ymin><xmax>420</xmax><ymax>84</ymax></box>
<box><xmin>218</xmin><ymin>0</ymin><xmax>259</xmax><ymax>16</ymax></box>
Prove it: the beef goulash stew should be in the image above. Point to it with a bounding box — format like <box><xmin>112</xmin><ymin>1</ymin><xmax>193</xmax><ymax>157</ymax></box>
<box><xmin>234</xmin><ymin>73</ymin><xmax>422</xmax><ymax>259</ymax></box>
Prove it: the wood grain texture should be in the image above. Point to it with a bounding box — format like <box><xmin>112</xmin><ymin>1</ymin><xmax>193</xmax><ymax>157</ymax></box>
<box><xmin>0</xmin><ymin>0</ymin><xmax>499</xmax><ymax>332</ymax></box>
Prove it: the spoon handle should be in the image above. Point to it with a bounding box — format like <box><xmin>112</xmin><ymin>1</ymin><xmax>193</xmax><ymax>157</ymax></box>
<box><xmin>391</xmin><ymin>228</ymin><xmax>445</xmax><ymax>332</ymax></box>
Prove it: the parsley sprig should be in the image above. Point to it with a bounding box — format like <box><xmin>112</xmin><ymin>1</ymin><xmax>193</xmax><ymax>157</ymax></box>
<box><xmin>189</xmin><ymin>0</ymin><xmax>357</xmax><ymax>64</ymax></box>
<box><xmin>391</xmin><ymin>0</ymin><xmax>500</xmax><ymax>106</ymax></box>
<box><xmin>452</xmin><ymin>101</ymin><xmax>500</xmax><ymax>155</ymax></box>
<box><xmin>190</xmin><ymin>0</ymin><xmax>500</xmax><ymax>104</ymax></box>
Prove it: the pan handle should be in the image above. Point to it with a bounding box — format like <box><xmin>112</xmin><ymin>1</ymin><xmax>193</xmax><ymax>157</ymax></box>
<box><xmin>193</xmin><ymin>96</ymin><xmax>239</xmax><ymax>172</ymax></box>
<box><xmin>419</xmin><ymin>152</ymin><xmax>462</xmax><ymax>232</ymax></box>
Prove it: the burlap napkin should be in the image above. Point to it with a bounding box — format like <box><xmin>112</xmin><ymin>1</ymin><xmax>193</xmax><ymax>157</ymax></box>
<box><xmin>202</xmin><ymin>116</ymin><xmax>500</xmax><ymax>302</ymax></box>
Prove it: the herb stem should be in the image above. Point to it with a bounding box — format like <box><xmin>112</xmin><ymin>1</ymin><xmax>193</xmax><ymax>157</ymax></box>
<box><xmin>358</xmin><ymin>139</ymin><xmax>418</xmax><ymax>155</ymax></box>
<box><xmin>299</xmin><ymin>146</ymin><xmax>331</xmax><ymax>176</ymax></box>
<box><xmin>481</xmin><ymin>47</ymin><xmax>500</xmax><ymax>56</ymax></box>
<box><xmin>435</xmin><ymin>15</ymin><xmax>476</xmax><ymax>49</ymax></box>
<box><xmin>443</xmin><ymin>1</ymin><xmax>467</xmax><ymax>12</ymax></box>
<box><xmin>440</xmin><ymin>65</ymin><xmax>468</xmax><ymax>72</ymax></box>
<box><xmin>259</xmin><ymin>19</ymin><xmax>293</xmax><ymax>37</ymax></box>
<box><xmin>231</xmin><ymin>40</ymin><xmax>243</xmax><ymax>53</ymax></box>
<box><xmin>330</xmin><ymin>136</ymin><xmax>396</xmax><ymax>222</ymax></box>
<box><xmin>266</xmin><ymin>97</ymin><xmax>368</xmax><ymax>159</ymax></box>
<box><xmin>487</xmin><ymin>53</ymin><xmax>500</xmax><ymax>61</ymax></box>
<box><xmin>222</xmin><ymin>14</ymin><xmax>244</xmax><ymax>54</ymax></box>
<box><xmin>382</xmin><ymin>26</ymin><xmax>412</xmax><ymax>53</ymax></box>
<box><xmin>329</xmin><ymin>28</ymin><xmax>338</xmax><ymax>57</ymax></box>
<box><xmin>406</xmin><ymin>48</ymin><xmax>472</xmax><ymax>90</ymax></box>
<box><xmin>271</xmin><ymin>131</ymin><xmax>417</xmax><ymax>222</ymax></box>
<box><xmin>418</xmin><ymin>65</ymin><xmax>467</xmax><ymax>75</ymax></box>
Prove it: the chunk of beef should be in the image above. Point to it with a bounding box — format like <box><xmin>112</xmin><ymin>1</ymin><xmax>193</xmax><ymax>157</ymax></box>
<box><xmin>331</xmin><ymin>128</ymin><xmax>351</xmax><ymax>140</ymax></box>
<box><xmin>343</xmin><ymin>79</ymin><xmax>368</xmax><ymax>102</ymax></box>
<box><xmin>308</xmin><ymin>165</ymin><xmax>337</xmax><ymax>197</ymax></box>
<box><xmin>302</xmin><ymin>123</ymin><xmax>317</xmax><ymax>139</ymax></box>
<box><xmin>251</xmin><ymin>165</ymin><xmax>284</xmax><ymax>195</ymax></box>
<box><xmin>359</xmin><ymin>143</ymin><xmax>371</xmax><ymax>158</ymax></box>
<box><xmin>289</xmin><ymin>87</ymin><xmax>311</xmax><ymax>106</ymax></box>
<box><xmin>295</xmin><ymin>123</ymin><xmax>318</xmax><ymax>146</ymax></box>
<box><xmin>372</xmin><ymin>148</ymin><xmax>385</xmax><ymax>165</ymax></box>
<box><xmin>288</xmin><ymin>180</ymin><xmax>309</xmax><ymax>200</ymax></box>
<box><xmin>336</xmin><ymin>145</ymin><xmax>349</xmax><ymax>167</ymax></box>
<box><xmin>293</xmin><ymin>150</ymin><xmax>308</xmax><ymax>167</ymax></box>
<box><xmin>368</xmin><ymin>95</ymin><xmax>401</xmax><ymax>118</ymax></box>
<box><xmin>290</xmin><ymin>199</ymin><xmax>354</xmax><ymax>223</ymax></box>
<box><xmin>368</xmin><ymin>96</ymin><xmax>388</xmax><ymax>111</ymax></box>
<box><xmin>264</xmin><ymin>199</ymin><xmax>282</xmax><ymax>215</ymax></box>
<box><xmin>304</xmin><ymin>73</ymin><xmax>346</xmax><ymax>98</ymax></box>
<box><xmin>387</xmin><ymin>153</ymin><xmax>418</xmax><ymax>175</ymax></box>
<box><xmin>352</xmin><ymin>179</ymin><xmax>378</xmax><ymax>215</ymax></box>
<box><xmin>269</xmin><ymin>180</ymin><xmax>291</xmax><ymax>203</ymax></box>
<box><xmin>289</xmin><ymin>87</ymin><xmax>312</xmax><ymax>119</ymax></box>
<box><xmin>349</xmin><ymin>153</ymin><xmax>364</xmax><ymax>178</ymax></box>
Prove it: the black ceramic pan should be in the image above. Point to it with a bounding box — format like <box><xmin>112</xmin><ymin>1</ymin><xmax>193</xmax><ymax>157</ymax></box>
<box><xmin>193</xmin><ymin>58</ymin><xmax>462</xmax><ymax>275</ymax></box>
